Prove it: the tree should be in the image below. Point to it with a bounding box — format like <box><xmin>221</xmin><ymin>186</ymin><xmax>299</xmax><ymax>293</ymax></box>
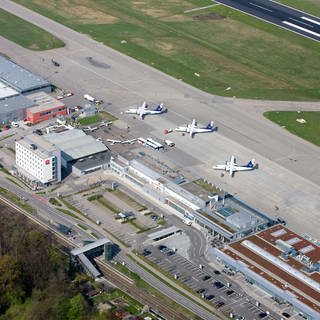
<box><xmin>67</xmin><ymin>294</ymin><xmax>85</xmax><ymax>320</ymax></box>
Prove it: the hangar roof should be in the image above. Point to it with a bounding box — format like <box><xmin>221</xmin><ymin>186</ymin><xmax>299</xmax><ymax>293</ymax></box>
<box><xmin>0</xmin><ymin>95</ymin><xmax>36</xmax><ymax>114</ymax></box>
<box><xmin>0</xmin><ymin>56</ymin><xmax>50</xmax><ymax>93</ymax></box>
<box><xmin>43</xmin><ymin>129</ymin><xmax>108</xmax><ymax>161</ymax></box>
<box><xmin>0</xmin><ymin>81</ymin><xmax>19</xmax><ymax>99</ymax></box>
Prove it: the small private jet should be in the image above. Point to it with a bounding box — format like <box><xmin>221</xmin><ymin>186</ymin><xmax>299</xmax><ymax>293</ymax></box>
<box><xmin>125</xmin><ymin>101</ymin><xmax>167</xmax><ymax>119</ymax></box>
<box><xmin>99</xmin><ymin>121</ymin><xmax>112</xmax><ymax>127</ymax></box>
<box><xmin>106</xmin><ymin>138</ymin><xmax>136</xmax><ymax>145</ymax></box>
<box><xmin>174</xmin><ymin>119</ymin><xmax>216</xmax><ymax>138</ymax></box>
<box><xmin>213</xmin><ymin>155</ymin><xmax>257</xmax><ymax>177</ymax></box>
<box><xmin>83</xmin><ymin>126</ymin><xmax>98</xmax><ymax>132</ymax></box>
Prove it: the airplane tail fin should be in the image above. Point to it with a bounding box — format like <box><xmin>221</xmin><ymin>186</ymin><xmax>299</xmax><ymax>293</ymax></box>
<box><xmin>206</xmin><ymin>121</ymin><xmax>214</xmax><ymax>129</ymax></box>
<box><xmin>246</xmin><ymin>159</ymin><xmax>256</xmax><ymax>168</ymax></box>
<box><xmin>154</xmin><ymin>103</ymin><xmax>163</xmax><ymax>111</ymax></box>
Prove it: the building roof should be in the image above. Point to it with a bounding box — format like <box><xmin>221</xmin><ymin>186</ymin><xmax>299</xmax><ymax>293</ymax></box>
<box><xmin>71</xmin><ymin>238</ymin><xmax>110</xmax><ymax>256</ymax></box>
<box><xmin>72</xmin><ymin>151</ymin><xmax>111</xmax><ymax>171</ymax></box>
<box><xmin>181</xmin><ymin>181</ymin><xmax>214</xmax><ymax>202</ymax></box>
<box><xmin>0</xmin><ymin>95</ymin><xmax>36</xmax><ymax>115</ymax></box>
<box><xmin>221</xmin><ymin>227</ymin><xmax>320</xmax><ymax>315</ymax></box>
<box><xmin>77</xmin><ymin>253</ymin><xmax>101</xmax><ymax>278</ymax></box>
<box><xmin>148</xmin><ymin>226</ymin><xmax>181</xmax><ymax>240</ymax></box>
<box><xmin>26</xmin><ymin>92</ymin><xmax>65</xmax><ymax>113</ymax></box>
<box><xmin>43</xmin><ymin>129</ymin><xmax>108</xmax><ymax>161</ymax></box>
<box><xmin>17</xmin><ymin>134</ymin><xmax>59</xmax><ymax>159</ymax></box>
<box><xmin>0</xmin><ymin>80</ymin><xmax>19</xmax><ymax>99</ymax></box>
<box><xmin>0</xmin><ymin>56</ymin><xmax>50</xmax><ymax>93</ymax></box>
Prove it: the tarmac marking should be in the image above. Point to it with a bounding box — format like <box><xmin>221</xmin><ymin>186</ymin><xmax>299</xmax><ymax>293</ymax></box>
<box><xmin>283</xmin><ymin>21</ymin><xmax>320</xmax><ymax>37</ymax></box>
<box><xmin>249</xmin><ymin>2</ymin><xmax>273</xmax><ymax>13</ymax></box>
<box><xmin>301</xmin><ymin>16</ymin><xmax>320</xmax><ymax>26</ymax></box>
<box><xmin>288</xmin><ymin>17</ymin><xmax>314</xmax><ymax>28</ymax></box>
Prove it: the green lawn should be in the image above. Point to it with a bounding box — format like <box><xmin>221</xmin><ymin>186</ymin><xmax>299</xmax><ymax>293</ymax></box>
<box><xmin>78</xmin><ymin>111</ymin><xmax>117</xmax><ymax>126</ymax></box>
<box><xmin>12</xmin><ymin>0</ymin><xmax>320</xmax><ymax>100</ymax></box>
<box><xmin>264</xmin><ymin>111</ymin><xmax>320</xmax><ymax>146</ymax></box>
<box><xmin>0</xmin><ymin>8</ymin><xmax>64</xmax><ymax>50</ymax></box>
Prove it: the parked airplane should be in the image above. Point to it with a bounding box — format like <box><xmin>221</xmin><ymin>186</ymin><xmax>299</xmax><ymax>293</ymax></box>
<box><xmin>106</xmin><ymin>138</ymin><xmax>136</xmax><ymax>145</ymax></box>
<box><xmin>106</xmin><ymin>139</ymin><xmax>122</xmax><ymax>145</ymax></box>
<box><xmin>174</xmin><ymin>119</ymin><xmax>216</xmax><ymax>137</ymax></box>
<box><xmin>83</xmin><ymin>126</ymin><xmax>98</xmax><ymax>132</ymax></box>
<box><xmin>99</xmin><ymin>121</ymin><xmax>112</xmax><ymax>127</ymax></box>
<box><xmin>121</xmin><ymin>139</ymin><xmax>136</xmax><ymax>144</ymax></box>
<box><xmin>213</xmin><ymin>155</ymin><xmax>257</xmax><ymax>177</ymax></box>
<box><xmin>125</xmin><ymin>102</ymin><xmax>167</xmax><ymax>119</ymax></box>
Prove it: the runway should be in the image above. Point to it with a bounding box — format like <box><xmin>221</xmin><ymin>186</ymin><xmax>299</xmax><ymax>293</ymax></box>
<box><xmin>213</xmin><ymin>0</ymin><xmax>320</xmax><ymax>41</ymax></box>
<box><xmin>0</xmin><ymin>0</ymin><xmax>319</xmax><ymax>237</ymax></box>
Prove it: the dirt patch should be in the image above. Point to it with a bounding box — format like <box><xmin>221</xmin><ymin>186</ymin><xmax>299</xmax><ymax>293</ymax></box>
<box><xmin>156</xmin><ymin>41</ymin><xmax>175</xmax><ymax>55</ymax></box>
<box><xmin>33</xmin><ymin>0</ymin><xmax>118</xmax><ymax>24</ymax></box>
<box><xmin>193</xmin><ymin>12</ymin><xmax>225</xmax><ymax>21</ymax></box>
<box><xmin>141</xmin><ymin>8</ymin><xmax>167</xmax><ymax>18</ymax></box>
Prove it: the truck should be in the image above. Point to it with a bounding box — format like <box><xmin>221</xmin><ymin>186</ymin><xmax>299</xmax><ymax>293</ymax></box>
<box><xmin>83</xmin><ymin>94</ymin><xmax>103</xmax><ymax>105</ymax></box>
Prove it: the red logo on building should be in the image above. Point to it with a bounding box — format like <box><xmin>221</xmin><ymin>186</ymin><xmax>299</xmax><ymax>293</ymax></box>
<box><xmin>45</xmin><ymin>159</ymin><xmax>50</xmax><ymax>165</ymax></box>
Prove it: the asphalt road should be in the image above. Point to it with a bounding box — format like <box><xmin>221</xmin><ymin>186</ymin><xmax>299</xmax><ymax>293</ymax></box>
<box><xmin>213</xmin><ymin>0</ymin><xmax>320</xmax><ymax>41</ymax></box>
<box><xmin>0</xmin><ymin>0</ymin><xmax>319</xmax><ymax>237</ymax></box>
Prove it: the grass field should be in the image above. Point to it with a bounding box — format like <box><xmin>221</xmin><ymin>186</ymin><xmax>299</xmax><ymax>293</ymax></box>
<box><xmin>0</xmin><ymin>8</ymin><xmax>64</xmax><ymax>50</ymax></box>
<box><xmin>13</xmin><ymin>0</ymin><xmax>320</xmax><ymax>100</ymax></box>
<box><xmin>264</xmin><ymin>111</ymin><xmax>320</xmax><ymax>146</ymax></box>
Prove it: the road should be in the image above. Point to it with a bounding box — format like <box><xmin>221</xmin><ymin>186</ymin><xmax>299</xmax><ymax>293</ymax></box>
<box><xmin>213</xmin><ymin>0</ymin><xmax>320</xmax><ymax>41</ymax></box>
<box><xmin>0</xmin><ymin>0</ymin><xmax>319</xmax><ymax>237</ymax></box>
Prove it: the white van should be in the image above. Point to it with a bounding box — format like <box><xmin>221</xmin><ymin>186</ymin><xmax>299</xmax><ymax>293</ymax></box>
<box><xmin>164</xmin><ymin>139</ymin><xmax>175</xmax><ymax>147</ymax></box>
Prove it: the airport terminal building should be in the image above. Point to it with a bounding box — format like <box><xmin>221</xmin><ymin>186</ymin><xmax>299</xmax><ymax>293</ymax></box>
<box><xmin>209</xmin><ymin>225</ymin><xmax>320</xmax><ymax>319</ymax></box>
<box><xmin>110</xmin><ymin>152</ymin><xmax>274</xmax><ymax>242</ymax></box>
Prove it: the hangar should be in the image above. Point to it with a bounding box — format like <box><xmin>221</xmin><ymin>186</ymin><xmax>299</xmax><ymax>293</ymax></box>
<box><xmin>0</xmin><ymin>56</ymin><xmax>52</xmax><ymax>123</ymax></box>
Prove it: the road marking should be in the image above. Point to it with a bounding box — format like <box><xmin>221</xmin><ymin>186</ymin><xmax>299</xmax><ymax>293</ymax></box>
<box><xmin>249</xmin><ymin>2</ymin><xmax>273</xmax><ymax>13</ymax></box>
<box><xmin>301</xmin><ymin>16</ymin><xmax>320</xmax><ymax>26</ymax></box>
<box><xmin>283</xmin><ymin>21</ymin><xmax>320</xmax><ymax>37</ymax></box>
<box><xmin>184</xmin><ymin>4</ymin><xmax>218</xmax><ymax>14</ymax></box>
<box><xmin>288</xmin><ymin>17</ymin><xmax>314</xmax><ymax>28</ymax></box>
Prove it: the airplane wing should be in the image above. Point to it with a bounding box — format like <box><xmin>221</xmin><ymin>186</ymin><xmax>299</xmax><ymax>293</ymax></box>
<box><xmin>121</xmin><ymin>139</ymin><xmax>137</xmax><ymax>144</ymax></box>
<box><xmin>213</xmin><ymin>164</ymin><xmax>227</xmax><ymax>170</ymax></box>
<box><xmin>174</xmin><ymin>125</ymin><xmax>188</xmax><ymax>132</ymax></box>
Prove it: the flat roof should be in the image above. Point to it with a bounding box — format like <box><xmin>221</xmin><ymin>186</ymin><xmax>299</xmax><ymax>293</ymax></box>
<box><xmin>0</xmin><ymin>95</ymin><xmax>36</xmax><ymax>114</ymax></box>
<box><xmin>73</xmin><ymin>151</ymin><xmax>111</xmax><ymax>171</ymax></box>
<box><xmin>223</xmin><ymin>228</ymin><xmax>320</xmax><ymax>314</ymax></box>
<box><xmin>71</xmin><ymin>238</ymin><xmax>111</xmax><ymax>256</ymax></box>
<box><xmin>0</xmin><ymin>56</ymin><xmax>50</xmax><ymax>92</ymax></box>
<box><xmin>181</xmin><ymin>181</ymin><xmax>213</xmax><ymax>202</ymax></box>
<box><xmin>0</xmin><ymin>80</ymin><xmax>19</xmax><ymax>99</ymax></box>
<box><xmin>43</xmin><ymin>129</ymin><xmax>108</xmax><ymax>161</ymax></box>
<box><xmin>17</xmin><ymin>134</ymin><xmax>58</xmax><ymax>159</ymax></box>
<box><xmin>77</xmin><ymin>253</ymin><xmax>101</xmax><ymax>278</ymax></box>
<box><xmin>148</xmin><ymin>226</ymin><xmax>181</xmax><ymax>240</ymax></box>
<box><xmin>26</xmin><ymin>92</ymin><xmax>65</xmax><ymax>113</ymax></box>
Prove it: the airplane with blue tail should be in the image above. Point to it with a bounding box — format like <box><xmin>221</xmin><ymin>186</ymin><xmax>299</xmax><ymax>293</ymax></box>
<box><xmin>125</xmin><ymin>101</ymin><xmax>167</xmax><ymax>119</ymax></box>
<box><xmin>213</xmin><ymin>155</ymin><xmax>257</xmax><ymax>177</ymax></box>
<box><xmin>174</xmin><ymin>119</ymin><xmax>216</xmax><ymax>138</ymax></box>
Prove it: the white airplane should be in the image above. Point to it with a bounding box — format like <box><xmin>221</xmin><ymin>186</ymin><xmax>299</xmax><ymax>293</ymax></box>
<box><xmin>99</xmin><ymin>121</ymin><xmax>112</xmax><ymax>127</ymax></box>
<box><xmin>106</xmin><ymin>139</ymin><xmax>122</xmax><ymax>145</ymax></box>
<box><xmin>83</xmin><ymin>126</ymin><xmax>98</xmax><ymax>132</ymax></box>
<box><xmin>121</xmin><ymin>139</ymin><xmax>136</xmax><ymax>144</ymax></box>
<box><xmin>174</xmin><ymin>119</ymin><xmax>216</xmax><ymax>138</ymax></box>
<box><xmin>213</xmin><ymin>155</ymin><xmax>257</xmax><ymax>177</ymax></box>
<box><xmin>125</xmin><ymin>101</ymin><xmax>167</xmax><ymax>119</ymax></box>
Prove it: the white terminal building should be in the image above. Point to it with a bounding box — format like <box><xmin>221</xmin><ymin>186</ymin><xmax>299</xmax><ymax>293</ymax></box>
<box><xmin>15</xmin><ymin>134</ymin><xmax>61</xmax><ymax>184</ymax></box>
